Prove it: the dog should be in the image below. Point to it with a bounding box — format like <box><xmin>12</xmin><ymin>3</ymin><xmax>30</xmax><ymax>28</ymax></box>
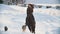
<box><xmin>4</xmin><ymin>26</ymin><xmax>8</xmax><ymax>31</ymax></box>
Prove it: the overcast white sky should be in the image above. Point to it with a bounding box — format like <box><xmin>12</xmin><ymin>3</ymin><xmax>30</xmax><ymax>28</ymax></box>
<box><xmin>25</xmin><ymin>0</ymin><xmax>60</xmax><ymax>4</ymax></box>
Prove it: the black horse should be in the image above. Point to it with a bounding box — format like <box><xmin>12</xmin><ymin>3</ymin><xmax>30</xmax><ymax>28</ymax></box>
<box><xmin>22</xmin><ymin>4</ymin><xmax>36</xmax><ymax>34</ymax></box>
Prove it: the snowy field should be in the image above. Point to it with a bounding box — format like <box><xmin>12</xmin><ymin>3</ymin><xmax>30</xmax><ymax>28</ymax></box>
<box><xmin>0</xmin><ymin>4</ymin><xmax>60</xmax><ymax>34</ymax></box>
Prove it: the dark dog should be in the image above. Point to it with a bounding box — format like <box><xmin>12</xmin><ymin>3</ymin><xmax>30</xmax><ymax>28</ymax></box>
<box><xmin>22</xmin><ymin>4</ymin><xmax>36</xmax><ymax>34</ymax></box>
<box><xmin>4</xmin><ymin>26</ymin><xmax>8</xmax><ymax>31</ymax></box>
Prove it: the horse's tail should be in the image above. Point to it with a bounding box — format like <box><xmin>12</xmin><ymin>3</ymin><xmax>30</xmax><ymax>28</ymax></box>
<box><xmin>22</xmin><ymin>24</ymin><xmax>26</xmax><ymax>32</ymax></box>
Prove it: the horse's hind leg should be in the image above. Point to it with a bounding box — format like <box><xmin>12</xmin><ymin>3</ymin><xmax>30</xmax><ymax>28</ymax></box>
<box><xmin>28</xmin><ymin>25</ymin><xmax>32</xmax><ymax>32</ymax></box>
<box><xmin>32</xmin><ymin>26</ymin><xmax>35</xmax><ymax>34</ymax></box>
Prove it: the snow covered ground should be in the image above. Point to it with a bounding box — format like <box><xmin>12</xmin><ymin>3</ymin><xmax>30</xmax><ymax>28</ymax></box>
<box><xmin>0</xmin><ymin>4</ymin><xmax>60</xmax><ymax>34</ymax></box>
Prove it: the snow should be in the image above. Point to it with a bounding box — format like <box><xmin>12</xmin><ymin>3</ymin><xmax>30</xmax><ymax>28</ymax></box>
<box><xmin>0</xmin><ymin>4</ymin><xmax>60</xmax><ymax>34</ymax></box>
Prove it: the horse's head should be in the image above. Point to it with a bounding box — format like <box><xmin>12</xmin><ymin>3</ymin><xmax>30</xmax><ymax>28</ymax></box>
<box><xmin>28</xmin><ymin>4</ymin><xmax>34</xmax><ymax>9</ymax></box>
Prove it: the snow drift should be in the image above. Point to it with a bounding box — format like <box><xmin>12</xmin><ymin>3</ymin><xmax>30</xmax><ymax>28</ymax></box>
<box><xmin>0</xmin><ymin>4</ymin><xmax>60</xmax><ymax>34</ymax></box>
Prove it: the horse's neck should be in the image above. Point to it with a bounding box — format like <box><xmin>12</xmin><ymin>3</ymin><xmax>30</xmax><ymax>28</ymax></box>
<box><xmin>27</xmin><ymin>13</ymin><xmax>33</xmax><ymax>16</ymax></box>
